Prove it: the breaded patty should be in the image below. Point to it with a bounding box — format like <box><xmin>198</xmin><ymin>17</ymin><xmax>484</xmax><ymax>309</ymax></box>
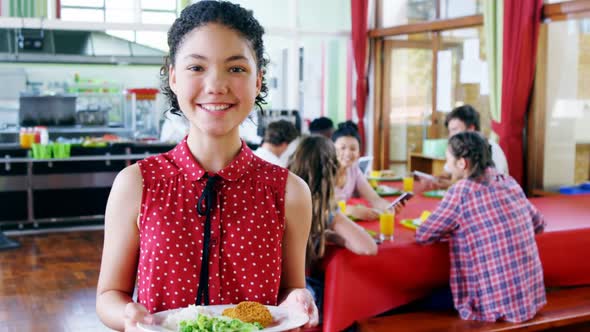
<box><xmin>222</xmin><ymin>301</ymin><xmax>273</xmax><ymax>327</ymax></box>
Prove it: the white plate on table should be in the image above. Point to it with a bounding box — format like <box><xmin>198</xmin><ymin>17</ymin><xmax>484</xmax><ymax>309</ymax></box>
<box><xmin>137</xmin><ymin>304</ymin><xmax>308</xmax><ymax>332</ymax></box>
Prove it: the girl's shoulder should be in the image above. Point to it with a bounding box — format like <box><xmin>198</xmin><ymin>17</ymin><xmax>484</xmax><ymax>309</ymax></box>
<box><xmin>447</xmin><ymin>178</ymin><xmax>476</xmax><ymax>197</ymax></box>
<box><xmin>115</xmin><ymin>163</ymin><xmax>143</xmax><ymax>188</ymax></box>
<box><xmin>136</xmin><ymin>150</ymin><xmax>182</xmax><ymax>185</ymax></box>
<box><xmin>249</xmin><ymin>153</ymin><xmax>290</xmax><ymax>184</ymax></box>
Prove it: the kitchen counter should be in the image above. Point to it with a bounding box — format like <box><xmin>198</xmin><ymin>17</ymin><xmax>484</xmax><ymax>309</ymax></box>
<box><xmin>0</xmin><ymin>142</ymin><xmax>175</xmax><ymax>230</ymax></box>
<box><xmin>0</xmin><ymin>143</ymin><xmax>22</xmax><ymax>150</ymax></box>
<box><xmin>0</xmin><ymin>153</ymin><xmax>155</xmax><ymax>163</ymax></box>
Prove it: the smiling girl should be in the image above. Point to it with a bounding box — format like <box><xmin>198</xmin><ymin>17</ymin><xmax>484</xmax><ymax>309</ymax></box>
<box><xmin>332</xmin><ymin>121</ymin><xmax>395</xmax><ymax>221</ymax></box>
<box><xmin>95</xmin><ymin>2</ymin><xmax>317</xmax><ymax>331</ymax></box>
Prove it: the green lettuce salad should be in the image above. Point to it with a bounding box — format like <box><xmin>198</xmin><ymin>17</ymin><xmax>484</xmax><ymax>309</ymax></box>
<box><xmin>179</xmin><ymin>314</ymin><xmax>263</xmax><ymax>332</ymax></box>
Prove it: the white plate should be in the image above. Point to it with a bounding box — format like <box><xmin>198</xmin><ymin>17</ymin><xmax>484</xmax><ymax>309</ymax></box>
<box><xmin>137</xmin><ymin>304</ymin><xmax>308</xmax><ymax>332</ymax></box>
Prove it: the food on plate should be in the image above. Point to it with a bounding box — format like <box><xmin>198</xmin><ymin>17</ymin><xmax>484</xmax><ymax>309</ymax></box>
<box><xmin>379</xmin><ymin>169</ymin><xmax>396</xmax><ymax>177</ymax></box>
<box><xmin>178</xmin><ymin>315</ymin><xmax>262</xmax><ymax>332</ymax></box>
<box><xmin>401</xmin><ymin>211</ymin><xmax>432</xmax><ymax>231</ymax></box>
<box><xmin>222</xmin><ymin>301</ymin><xmax>273</xmax><ymax>328</ymax></box>
<box><xmin>365</xmin><ymin>229</ymin><xmax>377</xmax><ymax>237</ymax></box>
<box><xmin>375</xmin><ymin>185</ymin><xmax>401</xmax><ymax>196</ymax></box>
<box><xmin>401</xmin><ymin>218</ymin><xmax>422</xmax><ymax>230</ymax></box>
<box><xmin>161</xmin><ymin>304</ymin><xmax>263</xmax><ymax>332</ymax></box>
<box><xmin>162</xmin><ymin>305</ymin><xmax>210</xmax><ymax>330</ymax></box>
<box><xmin>423</xmin><ymin>189</ymin><xmax>447</xmax><ymax>198</ymax></box>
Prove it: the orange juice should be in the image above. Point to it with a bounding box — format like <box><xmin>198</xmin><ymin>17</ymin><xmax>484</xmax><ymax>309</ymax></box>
<box><xmin>369</xmin><ymin>171</ymin><xmax>381</xmax><ymax>189</ymax></box>
<box><xmin>403</xmin><ymin>176</ymin><xmax>414</xmax><ymax>192</ymax></box>
<box><xmin>337</xmin><ymin>200</ymin><xmax>347</xmax><ymax>214</ymax></box>
<box><xmin>20</xmin><ymin>128</ymin><xmax>35</xmax><ymax>149</ymax></box>
<box><xmin>369</xmin><ymin>170</ymin><xmax>380</xmax><ymax>188</ymax></box>
<box><xmin>379</xmin><ymin>212</ymin><xmax>395</xmax><ymax>241</ymax></box>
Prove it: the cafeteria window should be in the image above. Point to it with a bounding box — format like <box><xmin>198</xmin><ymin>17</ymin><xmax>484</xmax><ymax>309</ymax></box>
<box><xmin>532</xmin><ymin>18</ymin><xmax>590</xmax><ymax>192</ymax></box>
<box><xmin>61</xmin><ymin>0</ymin><xmax>177</xmax><ymax>25</ymax></box>
<box><xmin>375</xmin><ymin>26</ymin><xmax>491</xmax><ymax>175</ymax></box>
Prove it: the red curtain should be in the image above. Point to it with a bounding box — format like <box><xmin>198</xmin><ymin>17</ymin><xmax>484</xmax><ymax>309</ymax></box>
<box><xmin>492</xmin><ymin>0</ymin><xmax>543</xmax><ymax>185</ymax></box>
<box><xmin>351</xmin><ymin>0</ymin><xmax>369</xmax><ymax>154</ymax></box>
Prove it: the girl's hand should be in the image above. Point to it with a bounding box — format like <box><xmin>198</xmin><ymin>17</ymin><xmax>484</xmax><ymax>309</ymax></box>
<box><xmin>393</xmin><ymin>200</ymin><xmax>405</xmax><ymax>214</ymax></box>
<box><xmin>415</xmin><ymin>176</ymin><xmax>438</xmax><ymax>191</ymax></box>
<box><xmin>279</xmin><ymin>288</ymin><xmax>319</xmax><ymax>328</ymax></box>
<box><xmin>124</xmin><ymin>302</ymin><xmax>153</xmax><ymax>332</ymax></box>
<box><xmin>433</xmin><ymin>176</ymin><xmax>452</xmax><ymax>189</ymax></box>
<box><xmin>348</xmin><ymin>205</ymin><xmax>379</xmax><ymax>221</ymax></box>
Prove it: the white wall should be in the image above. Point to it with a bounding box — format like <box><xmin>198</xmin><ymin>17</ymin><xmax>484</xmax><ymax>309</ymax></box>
<box><xmin>377</xmin><ymin>0</ymin><xmax>408</xmax><ymax>28</ymax></box>
<box><xmin>543</xmin><ymin>22</ymin><xmax>578</xmax><ymax>189</ymax></box>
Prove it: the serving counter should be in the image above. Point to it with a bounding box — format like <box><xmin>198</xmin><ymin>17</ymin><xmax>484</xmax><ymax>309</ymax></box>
<box><xmin>0</xmin><ymin>142</ymin><xmax>174</xmax><ymax>229</ymax></box>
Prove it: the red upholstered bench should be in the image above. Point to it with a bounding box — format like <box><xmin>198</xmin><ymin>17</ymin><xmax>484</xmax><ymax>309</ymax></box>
<box><xmin>357</xmin><ymin>287</ymin><xmax>590</xmax><ymax>332</ymax></box>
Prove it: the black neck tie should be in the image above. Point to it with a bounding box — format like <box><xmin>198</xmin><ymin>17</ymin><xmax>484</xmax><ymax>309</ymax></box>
<box><xmin>195</xmin><ymin>174</ymin><xmax>220</xmax><ymax>305</ymax></box>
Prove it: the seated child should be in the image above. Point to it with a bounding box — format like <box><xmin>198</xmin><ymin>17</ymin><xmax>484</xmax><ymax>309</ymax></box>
<box><xmin>332</xmin><ymin>121</ymin><xmax>393</xmax><ymax>221</ymax></box>
<box><xmin>288</xmin><ymin>135</ymin><xmax>379</xmax><ymax>314</ymax></box>
<box><xmin>416</xmin><ymin>131</ymin><xmax>546</xmax><ymax>323</ymax></box>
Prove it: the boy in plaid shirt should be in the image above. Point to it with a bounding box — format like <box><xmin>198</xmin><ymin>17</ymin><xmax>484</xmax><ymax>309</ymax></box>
<box><xmin>416</xmin><ymin>132</ymin><xmax>546</xmax><ymax>322</ymax></box>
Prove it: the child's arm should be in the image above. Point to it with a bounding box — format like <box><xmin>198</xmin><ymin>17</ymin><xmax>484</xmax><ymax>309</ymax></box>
<box><xmin>528</xmin><ymin>201</ymin><xmax>546</xmax><ymax>234</ymax></box>
<box><xmin>355</xmin><ymin>171</ymin><xmax>391</xmax><ymax>213</ymax></box>
<box><xmin>330</xmin><ymin>211</ymin><xmax>378</xmax><ymax>255</ymax></box>
<box><xmin>279</xmin><ymin>172</ymin><xmax>318</xmax><ymax>327</ymax></box>
<box><xmin>96</xmin><ymin>164</ymin><xmax>148</xmax><ymax>332</ymax></box>
<box><xmin>515</xmin><ymin>185</ymin><xmax>546</xmax><ymax>234</ymax></box>
<box><xmin>416</xmin><ymin>185</ymin><xmax>461</xmax><ymax>244</ymax></box>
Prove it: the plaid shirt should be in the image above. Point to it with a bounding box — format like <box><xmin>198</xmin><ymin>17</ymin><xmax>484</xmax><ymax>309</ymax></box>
<box><xmin>416</xmin><ymin>168</ymin><xmax>546</xmax><ymax>322</ymax></box>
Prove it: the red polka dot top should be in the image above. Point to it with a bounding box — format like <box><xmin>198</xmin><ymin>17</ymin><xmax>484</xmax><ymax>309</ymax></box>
<box><xmin>135</xmin><ymin>138</ymin><xmax>288</xmax><ymax>313</ymax></box>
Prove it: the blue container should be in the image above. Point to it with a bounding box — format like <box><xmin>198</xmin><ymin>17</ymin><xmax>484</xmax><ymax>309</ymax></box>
<box><xmin>559</xmin><ymin>184</ymin><xmax>590</xmax><ymax>195</ymax></box>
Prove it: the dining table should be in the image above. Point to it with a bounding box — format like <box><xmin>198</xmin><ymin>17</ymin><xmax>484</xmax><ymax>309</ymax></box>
<box><xmin>320</xmin><ymin>180</ymin><xmax>590</xmax><ymax>332</ymax></box>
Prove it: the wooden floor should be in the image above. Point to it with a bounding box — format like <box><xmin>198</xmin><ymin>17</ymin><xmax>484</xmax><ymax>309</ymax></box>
<box><xmin>0</xmin><ymin>230</ymin><xmax>114</xmax><ymax>332</ymax></box>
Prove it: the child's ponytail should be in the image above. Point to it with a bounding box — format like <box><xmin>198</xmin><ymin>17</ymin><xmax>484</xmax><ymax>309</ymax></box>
<box><xmin>448</xmin><ymin>132</ymin><xmax>495</xmax><ymax>179</ymax></box>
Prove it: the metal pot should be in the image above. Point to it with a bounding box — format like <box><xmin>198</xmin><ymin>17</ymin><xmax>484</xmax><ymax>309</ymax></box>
<box><xmin>19</xmin><ymin>95</ymin><xmax>77</xmax><ymax>126</ymax></box>
<box><xmin>76</xmin><ymin>109</ymin><xmax>108</xmax><ymax>126</ymax></box>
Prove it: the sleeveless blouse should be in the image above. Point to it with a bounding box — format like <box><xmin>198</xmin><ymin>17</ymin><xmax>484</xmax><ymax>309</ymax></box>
<box><xmin>334</xmin><ymin>163</ymin><xmax>365</xmax><ymax>202</ymax></box>
<box><xmin>135</xmin><ymin>139</ymin><xmax>288</xmax><ymax>313</ymax></box>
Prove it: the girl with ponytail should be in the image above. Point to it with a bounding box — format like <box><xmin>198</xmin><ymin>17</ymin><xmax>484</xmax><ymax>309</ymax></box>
<box><xmin>416</xmin><ymin>131</ymin><xmax>546</xmax><ymax>323</ymax></box>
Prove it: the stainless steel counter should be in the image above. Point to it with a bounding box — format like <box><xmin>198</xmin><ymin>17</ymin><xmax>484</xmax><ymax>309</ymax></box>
<box><xmin>0</xmin><ymin>151</ymin><xmax>161</xmax><ymax>229</ymax></box>
<box><xmin>0</xmin><ymin>153</ymin><xmax>152</xmax><ymax>163</ymax></box>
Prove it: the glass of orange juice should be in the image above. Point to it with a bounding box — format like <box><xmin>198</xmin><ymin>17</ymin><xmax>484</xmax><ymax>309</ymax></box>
<box><xmin>403</xmin><ymin>175</ymin><xmax>414</xmax><ymax>192</ymax></box>
<box><xmin>337</xmin><ymin>200</ymin><xmax>347</xmax><ymax>214</ymax></box>
<box><xmin>369</xmin><ymin>170</ymin><xmax>380</xmax><ymax>188</ymax></box>
<box><xmin>379</xmin><ymin>211</ymin><xmax>395</xmax><ymax>241</ymax></box>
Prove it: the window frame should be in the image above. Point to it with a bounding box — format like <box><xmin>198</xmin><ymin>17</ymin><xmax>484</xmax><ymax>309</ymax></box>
<box><xmin>371</xmin><ymin>0</ymin><xmax>483</xmax><ymax>172</ymax></box>
<box><xmin>529</xmin><ymin>0</ymin><xmax>590</xmax><ymax>195</ymax></box>
<box><xmin>371</xmin><ymin>0</ymin><xmax>590</xmax><ymax>194</ymax></box>
<box><xmin>59</xmin><ymin>0</ymin><xmax>178</xmax><ymax>25</ymax></box>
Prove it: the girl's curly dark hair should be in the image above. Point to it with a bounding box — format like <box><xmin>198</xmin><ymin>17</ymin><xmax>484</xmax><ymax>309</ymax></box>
<box><xmin>160</xmin><ymin>1</ymin><xmax>269</xmax><ymax>115</ymax></box>
<box><xmin>332</xmin><ymin>120</ymin><xmax>361</xmax><ymax>144</ymax></box>
<box><xmin>448</xmin><ymin>131</ymin><xmax>495</xmax><ymax>180</ymax></box>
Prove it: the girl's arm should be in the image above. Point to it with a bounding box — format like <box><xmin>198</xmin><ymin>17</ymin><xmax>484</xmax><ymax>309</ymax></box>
<box><xmin>355</xmin><ymin>171</ymin><xmax>391</xmax><ymax>211</ymax></box>
<box><xmin>416</xmin><ymin>185</ymin><xmax>461</xmax><ymax>244</ymax></box>
<box><xmin>278</xmin><ymin>172</ymin><xmax>318</xmax><ymax>327</ymax></box>
<box><xmin>96</xmin><ymin>164</ymin><xmax>149</xmax><ymax>331</ymax></box>
<box><xmin>331</xmin><ymin>211</ymin><xmax>377</xmax><ymax>255</ymax></box>
<box><xmin>514</xmin><ymin>184</ymin><xmax>546</xmax><ymax>234</ymax></box>
<box><xmin>529</xmin><ymin>203</ymin><xmax>546</xmax><ymax>234</ymax></box>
